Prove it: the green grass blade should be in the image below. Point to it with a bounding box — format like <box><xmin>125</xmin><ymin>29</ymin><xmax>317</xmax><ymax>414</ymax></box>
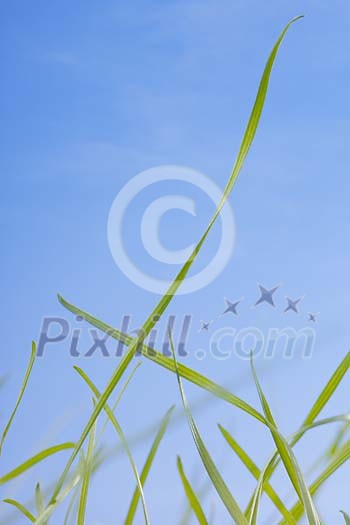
<box><xmin>0</xmin><ymin>342</ymin><xmax>36</xmax><ymax>455</ymax></box>
<box><xmin>48</xmin><ymin>344</ymin><xmax>141</xmax><ymax>505</ymax></box>
<box><xmin>281</xmin><ymin>439</ymin><xmax>350</xmax><ymax>523</ymax></box>
<box><xmin>170</xmin><ymin>336</ymin><xmax>248</xmax><ymax>525</ymax></box>
<box><xmin>96</xmin><ymin>363</ymin><xmax>141</xmax><ymax>443</ymax></box>
<box><xmin>124</xmin><ymin>13</ymin><xmax>303</xmax><ymax>340</ymax></box>
<box><xmin>0</xmin><ymin>442</ymin><xmax>75</xmax><ymax>485</ymax></box>
<box><xmin>63</xmin><ymin>364</ymin><xmax>143</xmax><ymax>525</ymax></box>
<box><xmin>35</xmin><ymin>483</ymin><xmax>45</xmax><ymax>515</ymax></box>
<box><xmin>77</xmin><ymin>404</ymin><xmax>96</xmax><ymax>525</ymax></box>
<box><xmin>35</xmin><ymin>471</ymin><xmax>81</xmax><ymax>525</ymax></box>
<box><xmin>35</xmin><ymin>483</ymin><xmax>47</xmax><ymax>525</ymax></box>
<box><xmin>250</xmin><ymin>356</ymin><xmax>321</xmax><ymax>525</ymax></box>
<box><xmin>328</xmin><ymin>419</ymin><xmax>350</xmax><ymax>457</ymax></box>
<box><xmin>177</xmin><ymin>456</ymin><xmax>209</xmax><ymax>525</ymax></box>
<box><xmin>250</xmin><ymin>357</ymin><xmax>300</xmax><ymax>499</ymax></box>
<box><xmin>125</xmin><ymin>406</ymin><xmax>174</xmax><ymax>525</ymax></box>
<box><xmin>73</xmin><ymin>366</ymin><xmax>150</xmax><ymax>525</ymax></box>
<box><xmin>63</xmin><ymin>483</ymin><xmax>80</xmax><ymax>525</ymax></box>
<box><xmin>58</xmin><ymin>296</ymin><xmax>265</xmax><ymax>425</ymax></box>
<box><xmin>341</xmin><ymin>511</ymin><xmax>350</xmax><ymax>524</ymax></box>
<box><xmin>245</xmin><ymin>352</ymin><xmax>350</xmax><ymax>515</ymax></box>
<box><xmin>52</xmin><ymin>16</ymin><xmax>301</xmax><ymax>510</ymax></box>
<box><xmin>218</xmin><ymin>425</ymin><xmax>296</xmax><ymax>524</ymax></box>
<box><xmin>61</xmin><ymin>367</ymin><xmax>141</xmax><ymax>525</ymax></box>
<box><xmin>3</xmin><ymin>499</ymin><xmax>36</xmax><ymax>523</ymax></box>
<box><xmin>300</xmin><ymin>353</ymin><xmax>350</xmax><ymax>431</ymax></box>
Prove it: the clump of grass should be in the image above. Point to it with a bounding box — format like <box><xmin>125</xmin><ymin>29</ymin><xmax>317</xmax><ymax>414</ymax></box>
<box><xmin>1</xmin><ymin>15</ymin><xmax>350</xmax><ymax>525</ymax></box>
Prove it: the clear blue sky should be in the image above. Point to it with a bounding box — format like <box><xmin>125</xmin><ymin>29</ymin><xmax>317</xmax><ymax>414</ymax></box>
<box><xmin>1</xmin><ymin>1</ymin><xmax>350</xmax><ymax>523</ymax></box>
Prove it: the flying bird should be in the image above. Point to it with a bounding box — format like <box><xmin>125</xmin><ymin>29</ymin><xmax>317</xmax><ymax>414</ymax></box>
<box><xmin>254</xmin><ymin>284</ymin><xmax>280</xmax><ymax>308</ymax></box>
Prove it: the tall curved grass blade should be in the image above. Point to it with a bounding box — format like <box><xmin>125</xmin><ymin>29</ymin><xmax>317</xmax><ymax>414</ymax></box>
<box><xmin>170</xmin><ymin>335</ymin><xmax>248</xmax><ymax>525</ymax></box>
<box><xmin>250</xmin><ymin>355</ymin><xmax>320</xmax><ymax>525</ymax></box>
<box><xmin>3</xmin><ymin>499</ymin><xmax>36</xmax><ymax>522</ymax></box>
<box><xmin>74</xmin><ymin>366</ymin><xmax>150</xmax><ymax>525</ymax></box>
<box><xmin>177</xmin><ymin>456</ymin><xmax>209</xmax><ymax>525</ymax></box>
<box><xmin>52</xmin><ymin>16</ymin><xmax>301</xmax><ymax>509</ymax></box>
<box><xmin>0</xmin><ymin>342</ymin><xmax>36</xmax><ymax>455</ymax></box>
<box><xmin>77</xmin><ymin>404</ymin><xmax>96</xmax><ymax>525</ymax></box>
<box><xmin>0</xmin><ymin>442</ymin><xmax>75</xmax><ymax>485</ymax></box>
<box><xmin>110</xmin><ymin>13</ymin><xmax>304</xmax><ymax>341</ymax></box>
<box><xmin>58</xmin><ymin>296</ymin><xmax>265</xmax><ymax>425</ymax></box>
<box><xmin>218</xmin><ymin>425</ymin><xmax>296</xmax><ymax>524</ymax></box>
<box><xmin>341</xmin><ymin>511</ymin><xmax>350</xmax><ymax>524</ymax></box>
<box><xmin>125</xmin><ymin>406</ymin><xmax>174</xmax><ymax>525</ymax></box>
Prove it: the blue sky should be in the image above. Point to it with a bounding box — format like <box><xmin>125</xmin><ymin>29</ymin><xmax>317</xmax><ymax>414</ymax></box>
<box><xmin>1</xmin><ymin>1</ymin><xmax>350</xmax><ymax>523</ymax></box>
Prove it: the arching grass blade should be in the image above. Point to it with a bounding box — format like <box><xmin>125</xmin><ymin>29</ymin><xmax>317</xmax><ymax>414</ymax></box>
<box><xmin>0</xmin><ymin>443</ymin><xmax>75</xmax><ymax>485</ymax></box>
<box><xmin>51</xmin><ymin>16</ymin><xmax>302</xmax><ymax>512</ymax></box>
<box><xmin>3</xmin><ymin>499</ymin><xmax>36</xmax><ymax>523</ymax></box>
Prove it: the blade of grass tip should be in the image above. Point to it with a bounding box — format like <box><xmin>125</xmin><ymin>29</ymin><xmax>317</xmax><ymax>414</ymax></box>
<box><xmin>35</xmin><ymin>484</ymin><xmax>46</xmax><ymax>525</ymax></box>
<box><xmin>218</xmin><ymin>425</ymin><xmax>296</xmax><ymax>524</ymax></box>
<box><xmin>180</xmin><ymin>474</ymin><xmax>214</xmax><ymax>525</ymax></box>
<box><xmin>0</xmin><ymin>342</ymin><xmax>36</xmax><ymax>455</ymax></box>
<box><xmin>281</xmin><ymin>438</ymin><xmax>350</xmax><ymax>523</ymax></box>
<box><xmin>170</xmin><ymin>334</ymin><xmax>248</xmax><ymax>525</ymax></box>
<box><xmin>77</xmin><ymin>401</ymin><xmax>96</xmax><ymax>525</ymax></box>
<box><xmin>246</xmin><ymin>351</ymin><xmax>350</xmax><ymax>514</ymax></box>
<box><xmin>177</xmin><ymin>456</ymin><xmax>209</xmax><ymax>525</ymax></box>
<box><xmin>35</xmin><ymin>467</ymin><xmax>82</xmax><ymax>525</ymax></box>
<box><xmin>73</xmin><ymin>366</ymin><xmax>150</xmax><ymax>525</ymax></box>
<box><xmin>124</xmin><ymin>16</ymin><xmax>304</xmax><ymax>338</ymax></box>
<box><xmin>341</xmin><ymin>511</ymin><xmax>350</xmax><ymax>524</ymax></box>
<box><xmin>125</xmin><ymin>406</ymin><xmax>174</xmax><ymax>525</ymax></box>
<box><xmin>0</xmin><ymin>442</ymin><xmax>75</xmax><ymax>485</ymax></box>
<box><xmin>250</xmin><ymin>355</ymin><xmax>321</xmax><ymax>525</ymax></box>
<box><xmin>53</xmin><ymin>15</ymin><xmax>301</xmax><ymax>506</ymax></box>
<box><xmin>3</xmin><ymin>499</ymin><xmax>36</xmax><ymax>523</ymax></box>
<box><xmin>58</xmin><ymin>296</ymin><xmax>265</xmax><ymax>425</ymax></box>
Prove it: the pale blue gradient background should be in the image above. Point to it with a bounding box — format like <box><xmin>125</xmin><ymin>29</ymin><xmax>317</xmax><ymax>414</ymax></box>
<box><xmin>1</xmin><ymin>1</ymin><xmax>350</xmax><ymax>523</ymax></box>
